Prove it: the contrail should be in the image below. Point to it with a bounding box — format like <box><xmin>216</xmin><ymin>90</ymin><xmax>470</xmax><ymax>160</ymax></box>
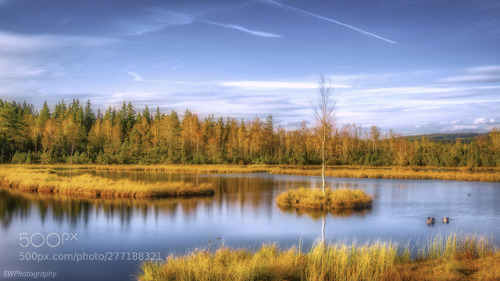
<box><xmin>201</xmin><ymin>20</ymin><xmax>282</xmax><ymax>38</ymax></box>
<box><xmin>263</xmin><ymin>0</ymin><xmax>397</xmax><ymax>44</ymax></box>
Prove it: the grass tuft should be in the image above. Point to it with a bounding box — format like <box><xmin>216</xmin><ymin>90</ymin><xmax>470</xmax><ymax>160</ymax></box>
<box><xmin>276</xmin><ymin>188</ymin><xmax>373</xmax><ymax>211</ymax></box>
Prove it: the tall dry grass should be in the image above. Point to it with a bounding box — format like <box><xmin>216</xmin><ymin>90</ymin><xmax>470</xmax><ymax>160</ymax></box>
<box><xmin>139</xmin><ymin>234</ymin><xmax>499</xmax><ymax>281</ymax></box>
<box><xmin>270</xmin><ymin>166</ymin><xmax>500</xmax><ymax>182</ymax></box>
<box><xmin>5</xmin><ymin>164</ymin><xmax>270</xmax><ymax>174</ymax></box>
<box><xmin>3</xmin><ymin>164</ymin><xmax>498</xmax><ymax>182</ymax></box>
<box><xmin>0</xmin><ymin>167</ymin><xmax>214</xmax><ymax>198</ymax></box>
<box><xmin>276</xmin><ymin>188</ymin><xmax>373</xmax><ymax>211</ymax></box>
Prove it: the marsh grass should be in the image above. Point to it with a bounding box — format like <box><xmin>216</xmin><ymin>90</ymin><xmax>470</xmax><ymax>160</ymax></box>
<box><xmin>139</xmin><ymin>234</ymin><xmax>499</xmax><ymax>281</ymax></box>
<box><xmin>4</xmin><ymin>164</ymin><xmax>499</xmax><ymax>182</ymax></box>
<box><xmin>276</xmin><ymin>188</ymin><xmax>373</xmax><ymax>211</ymax></box>
<box><xmin>0</xmin><ymin>167</ymin><xmax>214</xmax><ymax>199</ymax></box>
<box><xmin>10</xmin><ymin>164</ymin><xmax>270</xmax><ymax>174</ymax></box>
<box><xmin>270</xmin><ymin>166</ymin><xmax>500</xmax><ymax>182</ymax></box>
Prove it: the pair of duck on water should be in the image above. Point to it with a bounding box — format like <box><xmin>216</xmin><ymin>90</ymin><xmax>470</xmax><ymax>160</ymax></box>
<box><xmin>427</xmin><ymin>217</ymin><xmax>449</xmax><ymax>224</ymax></box>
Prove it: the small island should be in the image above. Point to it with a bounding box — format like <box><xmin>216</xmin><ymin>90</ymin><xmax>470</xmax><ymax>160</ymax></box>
<box><xmin>0</xmin><ymin>167</ymin><xmax>215</xmax><ymax>199</ymax></box>
<box><xmin>276</xmin><ymin>187</ymin><xmax>373</xmax><ymax>211</ymax></box>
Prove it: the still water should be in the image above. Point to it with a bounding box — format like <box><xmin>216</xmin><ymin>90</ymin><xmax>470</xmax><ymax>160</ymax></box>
<box><xmin>0</xmin><ymin>171</ymin><xmax>499</xmax><ymax>280</ymax></box>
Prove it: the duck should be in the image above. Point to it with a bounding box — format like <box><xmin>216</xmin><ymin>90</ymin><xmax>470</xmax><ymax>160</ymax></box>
<box><xmin>426</xmin><ymin>217</ymin><xmax>435</xmax><ymax>224</ymax></box>
<box><xmin>442</xmin><ymin>217</ymin><xmax>449</xmax><ymax>223</ymax></box>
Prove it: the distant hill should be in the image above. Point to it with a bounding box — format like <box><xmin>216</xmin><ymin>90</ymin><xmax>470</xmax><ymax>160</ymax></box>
<box><xmin>406</xmin><ymin>133</ymin><xmax>488</xmax><ymax>144</ymax></box>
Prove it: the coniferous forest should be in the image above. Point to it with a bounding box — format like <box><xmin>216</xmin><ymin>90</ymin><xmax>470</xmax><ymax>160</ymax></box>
<box><xmin>0</xmin><ymin>98</ymin><xmax>498</xmax><ymax>167</ymax></box>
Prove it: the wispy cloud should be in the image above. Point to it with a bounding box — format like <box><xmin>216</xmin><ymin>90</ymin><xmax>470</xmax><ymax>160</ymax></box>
<box><xmin>125</xmin><ymin>71</ymin><xmax>185</xmax><ymax>84</ymax></box>
<box><xmin>439</xmin><ymin>65</ymin><xmax>500</xmax><ymax>84</ymax></box>
<box><xmin>122</xmin><ymin>8</ymin><xmax>195</xmax><ymax>35</ymax></box>
<box><xmin>0</xmin><ymin>32</ymin><xmax>118</xmax><ymax>55</ymax></box>
<box><xmin>262</xmin><ymin>0</ymin><xmax>397</xmax><ymax>44</ymax></box>
<box><xmin>0</xmin><ymin>31</ymin><xmax>117</xmax><ymax>96</ymax></box>
<box><xmin>440</xmin><ymin>75</ymin><xmax>500</xmax><ymax>84</ymax></box>
<box><xmin>202</xmin><ymin>20</ymin><xmax>282</xmax><ymax>38</ymax></box>
<box><xmin>220</xmin><ymin>80</ymin><xmax>349</xmax><ymax>89</ymax></box>
<box><xmin>129</xmin><ymin>7</ymin><xmax>281</xmax><ymax>38</ymax></box>
<box><xmin>126</xmin><ymin>71</ymin><xmax>142</xmax><ymax>81</ymax></box>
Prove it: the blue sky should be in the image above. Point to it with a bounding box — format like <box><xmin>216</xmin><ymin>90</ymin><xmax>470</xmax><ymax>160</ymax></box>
<box><xmin>0</xmin><ymin>0</ymin><xmax>499</xmax><ymax>134</ymax></box>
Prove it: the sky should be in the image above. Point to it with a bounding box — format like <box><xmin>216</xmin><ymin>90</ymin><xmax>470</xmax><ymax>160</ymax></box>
<box><xmin>0</xmin><ymin>0</ymin><xmax>499</xmax><ymax>135</ymax></box>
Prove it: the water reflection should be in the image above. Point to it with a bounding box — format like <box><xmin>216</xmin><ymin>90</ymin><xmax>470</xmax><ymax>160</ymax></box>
<box><xmin>0</xmin><ymin>188</ymin><xmax>214</xmax><ymax>227</ymax></box>
<box><xmin>0</xmin><ymin>189</ymin><xmax>31</xmax><ymax>228</ymax></box>
<box><xmin>277</xmin><ymin>205</ymin><xmax>372</xmax><ymax>220</ymax></box>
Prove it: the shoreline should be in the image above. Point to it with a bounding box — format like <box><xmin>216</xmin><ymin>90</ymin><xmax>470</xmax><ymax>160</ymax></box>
<box><xmin>139</xmin><ymin>234</ymin><xmax>500</xmax><ymax>281</ymax></box>
<box><xmin>2</xmin><ymin>164</ymin><xmax>499</xmax><ymax>182</ymax></box>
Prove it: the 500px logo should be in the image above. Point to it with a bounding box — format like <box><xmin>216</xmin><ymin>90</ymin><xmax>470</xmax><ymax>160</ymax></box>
<box><xmin>20</xmin><ymin>232</ymin><xmax>78</xmax><ymax>248</ymax></box>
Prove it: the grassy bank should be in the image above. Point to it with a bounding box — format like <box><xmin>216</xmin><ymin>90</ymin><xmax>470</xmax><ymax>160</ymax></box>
<box><xmin>2</xmin><ymin>164</ymin><xmax>499</xmax><ymax>182</ymax></box>
<box><xmin>270</xmin><ymin>166</ymin><xmax>500</xmax><ymax>182</ymax></box>
<box><xmin>139</xmin><ymin>234</ymin><xmax>499</xmax><ymax>281</ymax></box>
<box><xmin>6</xmin><ymin>164</ymin><xmax>270</xmax><ymax>174</ymax></box>
<box><xmin>0</xmin><ymin>167</ymin><xmax>214</xmax><ymax>198</ymax></box>
<box><xmin>276</xmin><ymin>188</ymin><xmax>373</xmax><ymax>211</ymax></box>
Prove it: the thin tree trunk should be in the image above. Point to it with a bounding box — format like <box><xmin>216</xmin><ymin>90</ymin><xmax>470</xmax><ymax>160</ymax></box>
<box><xmin>322</xmin><ymin>125</ymin><xmax>326</xmax><ymax>194</ymax></box>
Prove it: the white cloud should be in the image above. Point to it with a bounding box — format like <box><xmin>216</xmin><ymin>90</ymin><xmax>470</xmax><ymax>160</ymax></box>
<box><xmin>122</xmin><ymin>9</ymin><xmax>194</xmax><ymax>35</ymax></box>
<box><xmin>126</xmin><ymin>71</ymin><xmax>142</xmax><ymax>81</ymax></box>
<box><xmin>441</xmin><ymin>125</ymin><xmax>478</xmax><ymax>132</ymax></box>
<box><xmin>125</xmin><ymin>71</ymin><xmax>185</xmax><ymax>84</ymax></box>
<box><xmin>439</xmin><ymin>75</ymin><xmax>500</xmax><ymax>84</ymax></box>
<box><xmin>489</xmin><ymin>118</ymin><xmax>495</xmax><ymax>124</ymax></box>
<box><xmin>202</xmin><ymin>20</ymin><xmax>282</xmax><ymax>38</ymax></box>
<box><xmin>130</xmin><ymin>8</ymin><xmax>281</xmax><ymax>38</ymax></box>
<box><xmin>466</xmin><ymin>65</ymin><xmax>500</xmax><ymax>74</ymax></box>
<box><xmin>473</xmin><ymin>117</ymin><xmax>486</xmax><ymax>124</ymax></box>
<box><xmin>220</xmin><ymin>80</ymin><xmax>349</xmax><ymax>90</ymax></box>
<box><xmin>0</xmin><ymin>32</ymin><xmax>117</xmax><ymax>55</ymax></box>
<box><xmin>439</xmin><ymin>65</ymin><xmax>500</xmax><ymax>84</ymax></box>
<box><xmin>0</xmin><ymin>31</ymin><xmax>117</xmax><ymax>97</ymax></box>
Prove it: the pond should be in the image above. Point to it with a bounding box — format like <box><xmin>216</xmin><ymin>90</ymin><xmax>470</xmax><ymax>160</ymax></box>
<box><xmin>0</xmin><ymin>171</ymin><xmax>499</xmax><ymax>280</ymax></box>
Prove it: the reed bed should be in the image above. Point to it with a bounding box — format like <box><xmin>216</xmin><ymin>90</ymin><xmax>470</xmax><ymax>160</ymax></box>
<box><xmin>0</xmin><ymin>167</ymin><xmax>214</xmax><ymax>199</ymax></box>
<box><xmin>139</xmin><ymin>234</ymin><xmax>500</xmax><ymax>281</ymax></box>
<box><xmin>270</xmin><ymin>166</ymin><xmax>500</xmax><ymax>182</ymax></box>
<box><xmin>276</xmin><ymin>188</ymin><xmax>373</xmax><ymax>211</ymax></box>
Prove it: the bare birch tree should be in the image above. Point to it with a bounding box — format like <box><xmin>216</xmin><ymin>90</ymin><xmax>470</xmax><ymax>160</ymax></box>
<box><xmin>311</xmin><ymin>74</ymin><xmax>336</xmax><ymax>195</ymax></box>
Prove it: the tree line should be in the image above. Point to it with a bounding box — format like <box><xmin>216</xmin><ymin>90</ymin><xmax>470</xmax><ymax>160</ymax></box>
<box><xmin>0</xmin><ymin>99</ymin><xmax>498</xmax><ymax>167</ymax></box>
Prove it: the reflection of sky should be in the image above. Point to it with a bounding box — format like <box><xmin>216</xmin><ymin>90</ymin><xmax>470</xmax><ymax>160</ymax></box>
<box><xmin>0</xmin><ymin>0</ymin><xmax>499</xmax><ymax>134</ymax></box>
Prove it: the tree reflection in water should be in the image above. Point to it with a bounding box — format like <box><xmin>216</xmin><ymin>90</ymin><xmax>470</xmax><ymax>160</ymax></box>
<box><xmin>0</xmin><ymin>188</ymin><xmax>213</xmax><ymax>228</ymax></box>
